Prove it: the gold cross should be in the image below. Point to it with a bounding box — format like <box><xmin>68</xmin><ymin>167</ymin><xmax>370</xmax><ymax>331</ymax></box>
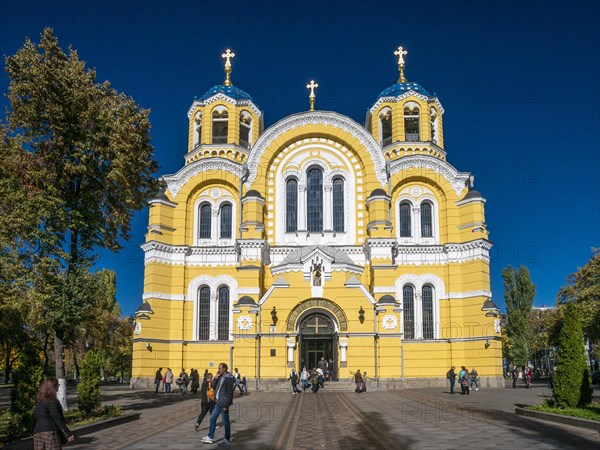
<box><xmin>305</xmin><ymin>316</ymin><xmax>329</xmax><ymax>335</ymax></box>
<box><xmin>306</xmin><ymin>80</ymin><xmax>318</xmax><ymax>111</ymax></box>
<box><xmin>222</xmin><ymin>49</ymin><xmax>235</xmax><ymax>86</ymax></box>
<box><xmin>394</xmin><ymin>46</ymin><xmax>408</xmax><ymax>82</ymax></box>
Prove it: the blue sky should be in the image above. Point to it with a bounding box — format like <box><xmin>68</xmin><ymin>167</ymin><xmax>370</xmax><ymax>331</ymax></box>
<box><xmin>1</xmin><ymin>1</ymin><xmax>598</xmax><ymax>316</ymax></box>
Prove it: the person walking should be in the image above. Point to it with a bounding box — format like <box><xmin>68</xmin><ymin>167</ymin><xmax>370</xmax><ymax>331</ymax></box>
<box><xmin>310</xmin><ymin>368</ymin><xmax>319</xmax><ymax>393</ymax></box>
<box><xmin>316</xmin><ymin>367</ymin><xmax>324</xmax><ymax>388</ymax></box>
<box><xmin>446</xmin><ymin>366</ymin><xmax>457</xmax><ymax>394</ymax></box>
<box><xmin>179</xmin><ymin>369</ymin><xmax>189</xmax><ymax>394</ymax></box>
<box><xmin>460</xmin><ymin>366</ymin><xmax>471</xmax><ymax>395</ymax></box>
<box><xmin>511</xmin><ymin>365</ymin><xmax>518</xmax><ymax>389</ymax></box>
<box><xmin>201</xmin><ymin>363</ymin><xmax>234</xmax><ymax>446</ymax></box>
<box><xmin>165</xmin><ymin>368</ymin><xmax>174</xmax><ymax>394</ymax></box>
<box><xmin>233</xmin><ymin>368</ymin><xmax>244</xmax><ymax>396</ymax></box>
<box><xmin>240</xmin><ymin>374</ymin><xmax>247</xmax><ymax>395</ymax></box>
<box><xmin>300</xmin><ymin>368</ymin><xmax>310</xmax><ymax>392</ymax></box>
<box><xmin>354</xmin><ymin>369</ymin><xmax>363</xmax><ymax>393</ymax></box>
<box><xmin>288</xmin><ymin>369</ymin><xmax>299</xmax><ymax>394</ymax></box>
<box><xmin>361</xmin><ymin>371</ymin><xmax>368</xmax><ymax>392</ymax></box>
<box><xmin>470</xmin><ymin>368</ymin><xmax>479</xmax><ymax>391</ymax></box>
<box><xmin>33</xmin><ymin>377</ymin><xmax>74</xmax><ymax>450</ymax></box>
<box><xmin>195</xmin><ymin>372</ymin><xmax>215</xmax><ymax>432</ymax></box>
<box><xmin>154</xmin><ymin>367</ymin><xmax>163</xmax><ymax>393</ymax></box>
<box><xmin>190</xmin><ymin>369</ymin><xmax>200</xmax><ymax>394</ymax></box>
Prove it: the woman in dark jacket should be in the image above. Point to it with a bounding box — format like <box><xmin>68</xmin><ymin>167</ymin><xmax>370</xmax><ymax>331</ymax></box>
<box><xmin>194</xmin><ymin>372</ymin><xmax>214</xmax><ymax>431</ymax></box>
<box><xmin>33</xmin><ymin>377</ymin><xmax>74</xmax><ymax>449</ymax></box>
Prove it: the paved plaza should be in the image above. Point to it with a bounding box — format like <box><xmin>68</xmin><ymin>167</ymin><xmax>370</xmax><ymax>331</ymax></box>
<box><xmin>58</xmin><ymin>383</ymin><xmax>599</xmax><ymax>450</ymax></box>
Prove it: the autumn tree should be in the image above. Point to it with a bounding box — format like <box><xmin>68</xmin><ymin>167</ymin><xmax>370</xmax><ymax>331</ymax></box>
<box><xmin>4</xmin><ymin>28</ymin><xmax>158</xmax><ymax>409</ymax></box>
<box><xmin>558</xmin><ymin>250</ymin><xmax>600</xmax><ymax>345</ymax></box>
<box><xmin>503</xmin><ymin>265</ymin><xmax>536</xmax><ymax>367</ymax></box>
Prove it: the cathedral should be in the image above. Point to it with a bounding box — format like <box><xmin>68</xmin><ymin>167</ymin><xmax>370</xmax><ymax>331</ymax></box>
<box><xmin>131</xmin><ymin>47</ymin><xmax>503</xmax><ymax>390</ymax></box>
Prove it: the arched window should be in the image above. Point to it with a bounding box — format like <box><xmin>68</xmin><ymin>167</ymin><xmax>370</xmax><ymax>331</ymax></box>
<box><xmin>379</xmin><ymin>107</ymin><xmax>392</xmax><ymax>146</ymax></box>
<box><xmin>404</xmin><ymin>104</ymin><xmax>420</xmax><ymax>142</ymax></box>
<box><xmin>422</xmin><ymin>285</ymin><xmax>434</xmax><ymax>339</ymax></box>
<box><xmin>333</xmin><ymin>177</ymin><xmax>345</xmax><ymax>232</ymax></box>
<box><xmin>198</xmin><ymin>286</ymin><xmax>211</xmax><ymax>341</ymax></box>
<box><xmin>239</xmin><ymin>111</ymin><xmax>251</xmax><ymax>147</ymax></box>
<box><xmin>194</xmin><ymin>112</ymin><xmax>202</xmax><ymax>147</ymax></box>
<box><xmin>199</xmin><ymin>203</ymin><xmax>212</xmax><ymax>239</ymax></box>
<box><xmin>307</xmin><ymin>168</ymin><xmax>323</xmax><ymax>232</ymax></box>
<box><xmin>421</xmin><ymin>202</ymin><xmax>433</xmax><ymax>238</ymax></box>
<box><xmin>220</xmin><ymin>203</ymin><xmax>232</xmax><ymax>239</ymax></box>
<box><xmin>430</xmin><ymin>108</ymin><xmax>438</xmax><ymax>144</ymax></box>
<box><xmin>399</xmin><ymin>202</ymin><xmax>412</xmax><ymax>237</ymax></box>
<box><xmin>218</xmin><ymin>286</ymin><xmax>230</xmax><ymax>341</ymax></box>
<box><xmin>212</xmin><ymin>108</ymin><xmax>228</xmax><ymax>144</ymax></box>
<box><xmin>403</xmin><ymin>285</ymin><xmax>415</xmax><ymax>339</ymax></box>
<box><xmin>286</xmin><ymin>178</ymin><xmax>298</xmax><ymax>232</ymax></box>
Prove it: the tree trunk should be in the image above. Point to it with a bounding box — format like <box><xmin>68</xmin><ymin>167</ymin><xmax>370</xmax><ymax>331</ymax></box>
<box><xmin>43</xmin><ymin>333</ymin><xmax>50</xmax><ymax>374</ymax></box>
<box><xmin>74</xmin><ymin>353</ymin><xmax>80</xmax><ymax>380</ymax></box>
<box><xmin>54</xmin><ymin>332</ymin><xmax>68</xmax><ymax>411</ymax></box>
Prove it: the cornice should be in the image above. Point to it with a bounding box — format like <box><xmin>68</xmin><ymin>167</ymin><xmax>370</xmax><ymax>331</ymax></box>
<box><xmin>162</xmin><ymin>157</ymin><xmax>245</xmax><ymax>199</ymax></box>
<box><xmin>187</xmin><ymin>94</ymin><xmax>262</xmax><ymax>118</ymax></box>
<box><xmin>389</xmin><ymin>155</ymin><xmax>471</xmax><ymax>196</ymax></box>
<box><xmin>369</xmin><ymin>91</ymin><xmax>445</xmax><ymax>115</ymax></box>
<box><xmin>246</xmin><ymin>111</ymin><xmax>387</xmax><ymax>187</ymax></box>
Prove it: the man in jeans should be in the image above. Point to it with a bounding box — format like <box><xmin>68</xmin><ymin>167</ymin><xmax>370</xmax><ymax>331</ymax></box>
<box><xmin>201</xmin><ymin>363</ymin><xmax>234</xmax><ymax>446</ymax></box>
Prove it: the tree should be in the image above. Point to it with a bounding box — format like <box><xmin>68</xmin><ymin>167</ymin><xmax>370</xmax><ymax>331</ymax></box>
<box><xmin>558</xmin><ymin>250</ymin><xmax>600</xmax><ymax>345</ymax></box>
<box><xmin>553</xmin><ymin>302</ymin><xmax>592</xmax><ymax>407</ymax></box>
<box><xmin>4</xmin><ymin>28</ymin><xmax>159</xmax><ymax>409</ymax></box>
<box><xmin>528</xmin><ymin>307</ymin><xmax>560</xmax><ymax>369</ymax></box>
<box><xmin>9</xmin><ymin>343</ymin><xmax>44</xmax><ymax>439</ymax></box>
<box><xmin>77</xmin><ymin>350</ymin><xmax>102</xmax><ymax>416</ymax></box>
<box><xmin>503</xmin><ymin>265</ymin><xmax>536</xmax><ymax>367</ymax></box>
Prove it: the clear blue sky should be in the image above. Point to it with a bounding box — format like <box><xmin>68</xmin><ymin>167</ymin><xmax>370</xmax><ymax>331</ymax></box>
<box><xmin>1</xmin><ymin>1</ymin><xmax>598</xmax><ymax>316</ymax></box>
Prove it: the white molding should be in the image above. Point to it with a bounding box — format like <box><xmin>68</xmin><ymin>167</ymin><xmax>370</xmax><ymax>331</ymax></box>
<box><xmin>246</xmin><ymin>111</ymin><xmax>387</xmax><ymax>187</ymax></box>
<box><xmin>192</xmin><ymin>190</ymin><xmax>237</xmax><ymax>246</ymax></box>
<box><xmin>238</xmin><ymin>287</ymin><xmax>260</xmax><ymax>295</ymax></box>
<box><xmin>162</xmin><ymin>157</ymin><xmax>245</xmax><ymax>199</ymax></box>
<box><xmin>373</xmin><ymin>286</ymin><xmax>396</xmax><ymax>294</ymax></box>
<box><xmin>142</xmin><ymin>292</ymin><xmax>187</xmax><ymax>301</ymax></box>
<box><xmin>188</xmin><ymin>274</ymin><xmax>238</xmax><ymax>341</ymax></box>
<box><xmin>393</xmin><ymin>239</ymin><xmax>493</xmax><ymax>266</ymax></box>
<box><xmin>455</xmin><ymin>196</ymin><xmax>486</xmax><ymax>206</ymax></box>
<box><xmin>369</xmin><ymin>90</ymin><xmax>445</xmax><ymax>115</ymax></box>
<box><xmin>389</xmin><ymin>155</ymin><xmax>470</xmax><ymax>197</ymax></box>
<box><xmin>394</xmin><ymin>192</ymin><xmax>440</xmax><ymax>245</ymax></box>
<box><xmin>187</xmin><ymin>94</ymin><xmax>262</xmax><ymax>119</ymax></box>
<box><xmin>442</xmin><ymin>290</ymin><xmax>492</xmax><ymax>300</ymax></box>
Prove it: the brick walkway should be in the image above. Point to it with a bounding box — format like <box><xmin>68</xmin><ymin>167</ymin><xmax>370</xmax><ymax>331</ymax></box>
<box><xmin>62</xmin><ymin>384</ymin><xmax>600</xmax><ymax>450</ymax></box>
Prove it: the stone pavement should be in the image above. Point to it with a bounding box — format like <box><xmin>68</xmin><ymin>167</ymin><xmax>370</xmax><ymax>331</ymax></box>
<box><xmin>63</xmin><ymin>384</ymin><xmax>599</xmax><ymax>449</ymax></box>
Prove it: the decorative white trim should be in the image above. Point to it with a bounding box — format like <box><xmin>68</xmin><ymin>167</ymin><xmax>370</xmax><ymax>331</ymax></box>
<box><xmin>396</xmin><ymin>273</ymin><xmax>444</xmax><ymax>339</ymax></box>
<box><xmin>393</xmin><ymin>239</ymin><xmax>493</xmax><ymax>266</ymax></box>
<box><xmin>395</xmin><ymin>192</ymin><xmax>440</xmax><ymax>245</ymax></box>
<box><xmin>455</xmin><ymin>196</ymin><xmax>486</xmax><ymax>206</ymax></box>
<box><xmin>238</xmin><ymin>287</ymin><xmax>260</xmax><ymax>295</ymax></box>
<box><xmin>141</xmin><ymin>241</ymin><xmax>238</xmax><ymax>267</ymax></box>
<box><xmin>162</xmin><ymin>157</ymin><xmax>245</xmax><ymax>199</ymax></box>
<box><xmin>142</xmin><ymin>292</ymin><xmax>187</xmax><ymax>301</ymax></box>
<box><xmin>187</xmin><ymin>94</ymin><xmax>262</xmax><ymax>119</ymax></box>
<box><xmin>442</xmin><ymin>290</ymin><xmax>492</xmax><ymax>300</ymax></box>
<box><xmin>246</xmin><ymin>111</ymin><xmax>387</xmax><ymax>187</ymax></box>
<box><xmin>382</xmin><ymin>314</ymin><xmax>398</xmax><ymax>330</ymax></box>
<box><xmin>188</xmin><ymin>274</ymin><xmax>238</xmax><ymax>341</ymax></box>
<box><xmin>369</xmin><ymin>90</ymin><xmax>445</xmax><ymax>115</ymax></box>
<box><xmin>389</xmin><ymin>155</ymin><xmax>471</xmax><ymax>197</ymax></box>
<box><xmin>192</xmin><ymin>190</ymin><xmax>237</xmax><ymax>246</ymax></box>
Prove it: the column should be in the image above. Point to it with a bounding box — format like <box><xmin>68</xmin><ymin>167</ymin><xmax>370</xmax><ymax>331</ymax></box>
<box><xmin>412</xmin><ymin>206</ymin><xmax>421</xmax><ymax>239</ymax></box>
<box><xmin>286</xmin><ymin>338</ymin><xmax>296</xmax><ymax>368</ymax></box>
<box><xmin>298</xmin><ymin>185</ymin><xmax>307</xmax><ymax>231</ymax></box>
<box><xmin>324</xmin><ymin>184</ymin><xmax>333</xmax><ymax>230</ymax></box>
<box><xmin>211</xmin><ymin>208</ymin><xmax>219</xmax><ymax>241</ymax></box>
<box><xmin>210</xmin><ymin>292</ymin><xmax>219</xmax><ymax>340</ymax></box>
<box><xmin>415</xmin><ymin>292</ymin><xmax>422</xmax><ymax>340</ymax></box>
<box><xmin>339</xmin><ymin>338</ymin><xmax>348</xmax><ymax>368</ymax></box>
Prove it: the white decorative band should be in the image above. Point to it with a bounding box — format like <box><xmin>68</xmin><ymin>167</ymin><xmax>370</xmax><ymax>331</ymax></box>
<box><xmin>442</xmin><ymin>290</ymin><xmax>492</xmax><ymax>300</ymax></box>
<box><xmin>142</xmin><ymin>292</ymin><xmax>187</xmax><ymax>301</ymax></box>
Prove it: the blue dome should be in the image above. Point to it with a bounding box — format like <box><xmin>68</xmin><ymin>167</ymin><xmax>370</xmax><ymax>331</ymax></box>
<box><xmin>376</xmin><ymin>82</ymin><xmax>431</xmax><ymax>101</ymax></box>
<box><xmin>199</xmin><ymin>84</ymin><xmax>254</xmax><ymax>102</ymax></box>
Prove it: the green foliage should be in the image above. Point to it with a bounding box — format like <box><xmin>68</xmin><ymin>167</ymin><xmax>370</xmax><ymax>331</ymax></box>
<box><xmin>558</xmin><ymin>250</ymin><xmax>600</xmax><ymax>344</ymax></box>
<box><xmin>553</xmin><ymin>303</ymin><xmax>592</xmax><ymax>407</ymax></box>
<box><xmin>503</xmin><ymin>265</ymin><xmax>536</xmax><ymax>366</ymax></box>
<box><xmin>9</xmin><ymin>344</ymin><xmax>43</xmax><ymax>439</ymax></box>
<box><xmin>528</xmin><ymin>400</ymin><xmax>600</xmax><ymax>422</ymax></box>
<box><xmin>77</xmin><ymin>350</ymin><xmax>102</xmax><ymax>416</ymax></box>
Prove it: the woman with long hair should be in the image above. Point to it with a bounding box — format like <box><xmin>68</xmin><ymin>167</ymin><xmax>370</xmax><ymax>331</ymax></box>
<box><xmin>194</xmin><ymin>372</ymin><xmax>214</xmax><ymax>432</ymax></box>
<box><xmin>33</xmin><ymin>377</ymin><xmax>74</xmax><ymax>449</ymax></box>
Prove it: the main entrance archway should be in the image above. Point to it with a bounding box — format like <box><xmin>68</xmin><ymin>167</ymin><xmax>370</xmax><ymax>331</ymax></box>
<box><xmin>298</xmin><ymin>312</ymin><xmax>337</xmax><ymax>377</ymax></box>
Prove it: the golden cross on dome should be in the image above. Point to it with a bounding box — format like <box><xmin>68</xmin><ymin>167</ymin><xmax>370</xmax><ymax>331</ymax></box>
<box><xmin>222</xmin><ymin>49</ymin><xmax>235</xmax><ymax>86</ymax></box>
<box><xmin>306</xmin><ymin>80</ymin><xmax>318</xmax><ymax>111</ymax></box>
<box><xmin>394</xmin><ymin>46</ymin><xmax>408</xmax><ymax>82</ymax></box>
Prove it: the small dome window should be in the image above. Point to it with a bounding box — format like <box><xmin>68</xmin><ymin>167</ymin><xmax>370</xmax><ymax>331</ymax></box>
<box><xmin>404</xmin><ymin>103</ymin><xmax>420</xmax><ymax>142</ymax></box>
<box><xmin>239</xmin><ymin>111</ymin><xmax>252</xmax><ymax>148</ymax></box>
<box><xmin>379</xmin><ymin>107</ymin><xmax>393</xmax><ymax>146</ymax></box>
<box><xmin>212</xmin><ymin>107</ymin><xmax>229</xmax><ymax>144</ymax></box>
<box><xmin>194</xmin><ymin>112</ymin><xmax>202</xmax><ymax>147</ymax></box>
<box><xmin>430</xmin><ymin>108</ymin><xmax>439</xmax><ymax>144</ymax></box>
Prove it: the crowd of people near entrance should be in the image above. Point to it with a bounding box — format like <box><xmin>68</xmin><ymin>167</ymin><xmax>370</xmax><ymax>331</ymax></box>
<box><xmin>288</xmin><ymin>357</ymin><xmax>336</xmax><ymax>393</ymax></box>
<box><xmin>445</xmin><ymin>366</ymin><xmax>480</xmax><ymax>394</ymax></box>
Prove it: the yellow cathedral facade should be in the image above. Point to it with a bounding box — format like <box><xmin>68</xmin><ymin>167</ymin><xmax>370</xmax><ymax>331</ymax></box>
<box><xmin>131</xmin><ymin>47</ymin><xmax>503</xmax><ymax>390</ymax></box>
